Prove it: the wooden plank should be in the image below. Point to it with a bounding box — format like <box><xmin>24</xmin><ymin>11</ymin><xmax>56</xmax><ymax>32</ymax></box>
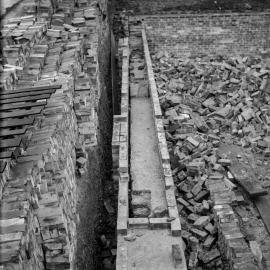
<box><xmin>0</xmin><ymin>138</ymin><xmax>22</xmax><ymax>149</ymax></box>
<box><xmin>254</xmin><ymin>195</ymin><xmax>270</xmax><ymax>234</ymax></box>
<box><xmin>17</xmin><ymin>155</ymin><xmax>41</xmax><ymax>163</ymax></box>
<box><xmin>0</xmin><ymin>94</ymin><xmax>50</xmax><ymax>104</ymax></box>
<box><xmin>0</xmin><ymin>151</ymin><xmax>13</xmax><ymax>159</ymax></box>
<box><xmin>217</xmin><ymin>144</ymin><xmax>267</xmax><ymax>197</ymax></box>
<box><xmin>0</xmin><ymin>117</ymin><xmax>34</xmax><ymax>128</ymax></box>
<box><xmin>0</xmin><ymin>84</ymin><xmax>61</xmax><ymax>94</ymax></box>
<box><xmin>0</xmin><ymin>127</ymin><xmax>27</xmax><ymax>137</ymax></box>
<box><xmin>0</xmin><ymin>89</ymin><xmax>55</xmax><ymax>99</ymax></box>
<box><xmin>0</xmin><ymin>101</ymin><xmax>47</xmax><ymax>111</ymax></box>
<box><xmin>0</xmin><ymin>107</ymin><xmax>43</xmax><ymax>119</ymax></box>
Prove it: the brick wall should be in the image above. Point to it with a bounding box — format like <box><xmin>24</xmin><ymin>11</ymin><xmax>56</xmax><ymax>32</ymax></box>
<box><xmin>115</xmin><ymin>0</ymin><xmax>270</xmax><ymax>15</ymax></box>
<box><xmin>115</xmin><ymin>0</ymin><xmax>186</xmax><ymax>14</ymax></box>
<box><xmin>140</xmin><ymin>12</ymin><xmax>270</xmax><ymax>56</ymax></box>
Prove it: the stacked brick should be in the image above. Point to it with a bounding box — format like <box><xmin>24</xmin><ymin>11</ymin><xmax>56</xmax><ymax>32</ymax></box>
<box><xmin>0</xmin><ymin>76</ymin><xmax>77</xmax><ymax>270</ymax></box>
<box><xmin>1</xmin><ymin>16</ymin><xmax>49</xmax><ymax>89</ymax></box>
<box><xmin>207</xmin><ymin>180</ymin><xmax>259</xmax><ymax>270</ymax></box>
<box><xmin>22</xmin><ymin>0</ymin><xmax>60</xmax><ymax>18</ymax></box>
<box><xmin>72</xmin><ymin>7</ymin><xmax>99</xmax><ymax>151</ymax></box>
<box><xmin>1</xmin><ymin>2</ymin><xmax>105</xmax><ymax>270</ymax></box>
<box><xmin>0</xmin><ymin>162</ymin><xmax>45</xmax><ymax>270</ymax></box>
<box><xmin>35</xmin><ymin>79</ymin><xmax>78</xmax><ymax>269</ymax></box>
<box><xmin>37</xmin><ymin>5</ymin><xmax>99</xmax><ymax>151</ymax></box>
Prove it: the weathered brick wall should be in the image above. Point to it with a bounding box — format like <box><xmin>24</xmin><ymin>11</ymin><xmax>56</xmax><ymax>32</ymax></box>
<box><xmin>140</xmin><ymin>12</ymin><xmax>270</xmax><ymax>56</ymax></box>
<box><xmin>115</xmin><ymin>0</ymin><xmax>270</xmax><ymax>15</ymax></box>
<box><xmin>115</xmin><ymin>0</ymin><xmax>185</xmax><ymax>14</ymax></box>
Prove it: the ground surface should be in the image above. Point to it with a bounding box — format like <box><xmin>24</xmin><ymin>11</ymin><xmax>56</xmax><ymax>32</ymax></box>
<box><xmin>130</xmin><ymin>97</ymin><xmax>167</xmax><ymax>211</ymax></box>
<box><xmin>118</xmin><ymin>229</ymin><xmax>186</xmax><ymax>270</ymax></box>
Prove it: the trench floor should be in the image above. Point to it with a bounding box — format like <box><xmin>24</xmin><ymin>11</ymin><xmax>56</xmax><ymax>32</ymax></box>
<box><xmin>118</xmin><ymin>229</ymin><xmax>186</xmax><ymax>270</ymax></box>
<box><xmin>130</xmin><ymin>97</ymin><xmax>167</xmax><ymax>211</ymax></box>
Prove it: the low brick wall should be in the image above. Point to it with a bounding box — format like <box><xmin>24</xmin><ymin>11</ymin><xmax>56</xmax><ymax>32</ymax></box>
<box><xmin>139</xmin><ymin>12</ymin><xmax>270</xmax><ymax>56</ymax></box>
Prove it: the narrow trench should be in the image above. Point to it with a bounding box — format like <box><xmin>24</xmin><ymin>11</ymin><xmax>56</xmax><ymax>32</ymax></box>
<box><xmin>129</xmin><ymin>22</ymin><xmax>168</xmax><ymax>218</ymax></box>
<box><xmin>75</xmin><ymin>15</ymin><xmax>117</xmax><ymax>270</ymax></box>
<box><xmin>95</xmin><ymin>50</ymin><xmax>117</xmax><ymax>270</ymax></box>
<box><xmin>94</xmin><ymin>16</ymin><xmax>118</xmax><ymax>270</ymax></box>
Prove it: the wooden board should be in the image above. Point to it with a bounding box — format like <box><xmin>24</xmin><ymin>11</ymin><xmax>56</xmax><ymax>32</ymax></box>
<box><xmin>0</xmin><ymin>101</ymin><xmax>47</xmax><ymax>111</ymax></box>
<box><xmin>0</xmin><ymin>117</ymin><xmax>34</xmax><ymax>128</ymax></box>
<box><xmin>0</xmin><ymin>107</ymin><xmax>43</xmax><ymax>119</ymax></box>
<box><xmin>0</xmin><ymin>127</ymin><xmax>27</xmax><ymax>137</ymax></box>
<box><xmin>217</xmin><ymin>144</ymin><xmax>267</xmax><ymax>197</ymax></box>
<box><xmin>1</xmin><ymin>84</ymin><xmax>61</xmax><ymax>94</ymax></box>
<box><xmin>0</xmin><ymin>151</ymin><xmax>13</xmax><ymax>159</ymax></box>
<box><xmin>0</xmin><ymin>138</ymin><xmax>22</xmax><ymax>149</ymax></box>
<box><xmin>0</xmin><ymin>89</ymin><xmax>55</xmax><ymax>99</ymax></box>
<box><xmin>0</xmin><ymin>94</ymin><xmax>50</xmax><ymax>104</ymax></box>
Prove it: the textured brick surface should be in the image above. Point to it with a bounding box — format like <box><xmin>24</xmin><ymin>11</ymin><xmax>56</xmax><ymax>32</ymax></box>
<box><xmin>115</xmin><ymin>0</ymin><xmax>270</xmax><ymax>15</ymax></box>
<box><xmin>140</xmin><ymin>12</ymin><xmax>270</xmax><ymax>56</ymax></box>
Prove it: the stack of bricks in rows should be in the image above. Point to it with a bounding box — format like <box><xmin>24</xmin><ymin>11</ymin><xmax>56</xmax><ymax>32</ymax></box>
<box><xmin>0</xmin><ymin>3</ymin><xmax>102</xmax><ymax>269</ymax></box>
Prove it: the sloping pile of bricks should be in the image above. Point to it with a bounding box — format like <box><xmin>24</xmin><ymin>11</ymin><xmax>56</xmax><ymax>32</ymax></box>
<box><xmin>152</xmin><ymin>50</ymin><xmax>270</xmax><ymax>269</ymax></box>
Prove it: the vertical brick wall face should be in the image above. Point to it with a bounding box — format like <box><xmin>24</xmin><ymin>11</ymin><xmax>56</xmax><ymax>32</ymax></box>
<box><xmin>116</xmin><ymin>0</ymin><xmax>187</xmax><ymax>14</ymax></box>
<box><xmin>141</xmin><ymin>12</ymin><xmax>270</xmax><ymax>56</ymax></box>
<box><xmin>115</xmin><ymin>0</ymin><xmax>270</xmax><ymax>14</ymax></box>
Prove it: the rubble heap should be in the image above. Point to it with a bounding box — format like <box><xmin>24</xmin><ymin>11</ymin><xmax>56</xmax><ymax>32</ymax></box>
<box><xmin>152</xmin><ymin>51</ymin><xmax>270</xmax><ymax>270</ymax></box>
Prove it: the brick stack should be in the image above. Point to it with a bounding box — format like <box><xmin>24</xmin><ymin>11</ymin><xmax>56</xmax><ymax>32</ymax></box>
<box><xmin>34</xmin><ymin>77</ymin><xmax>78</xmax><ymax>269</ymax></box>
<box><xmin>72</xmin><ymin>7</ymin><xmax>99</xmax><ymax>151</ymax></box>
<box><xmin>1</xmin><ymin>17</ymin><xmax>49</xmax><ymax>89</ymax></box>
<box><xmin>1</xmin><ymin>2</ymin><xmax>105</xmax><ymax>270</ymax></box>
<box><xmin>1</xmin><ymin>171</ymin><xmax>45</xmax><ymax>270</ymax></box>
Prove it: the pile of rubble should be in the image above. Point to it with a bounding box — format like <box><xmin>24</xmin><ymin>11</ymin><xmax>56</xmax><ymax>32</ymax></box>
<box><xmin>152</xmin><ymin>51</ymin><xmax>270</xmax><ymax>269</ymax></box>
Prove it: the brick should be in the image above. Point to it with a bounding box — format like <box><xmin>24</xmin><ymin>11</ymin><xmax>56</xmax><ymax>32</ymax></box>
<box><xmin>149</xmin><ymin>218</ymin><xmax>170</xmax><ymax>229</ymax></box>
<box><xmin>190</xmin><ymin>228</ymin><xmax>208</xmax><ymax>240</ymax></box>
<box><xmin>168</xmin><ymin>206</ymin><xmax>181</xmax><ymax>236</ymax></box>
<box><xmin>128</xmin><ymin>218</ymin><xmax>149</xmax><ymax>228</ymax></box>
